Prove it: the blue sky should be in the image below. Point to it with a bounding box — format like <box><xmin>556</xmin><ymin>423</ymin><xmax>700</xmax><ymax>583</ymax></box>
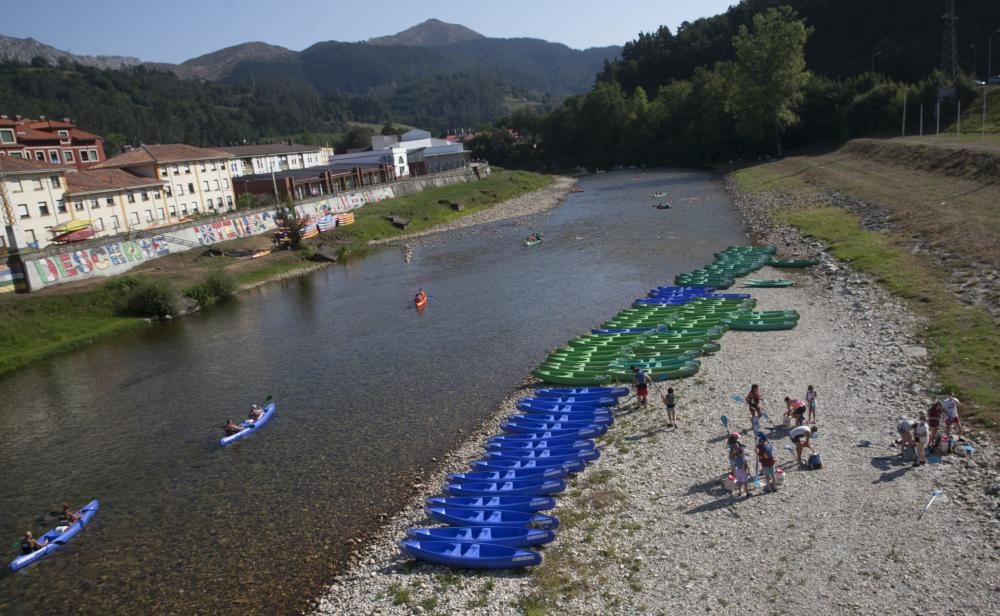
<box><xmin>4</xmin><ymin>0</ymin><xmax>736</xmax><ymax>63</ymax></box>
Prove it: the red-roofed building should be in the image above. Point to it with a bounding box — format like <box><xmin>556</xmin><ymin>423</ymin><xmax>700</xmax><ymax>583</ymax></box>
<box><xmin>0</xmin><ymin>115</ymin><xmax>105</xmax><ymax>170</ymax></box>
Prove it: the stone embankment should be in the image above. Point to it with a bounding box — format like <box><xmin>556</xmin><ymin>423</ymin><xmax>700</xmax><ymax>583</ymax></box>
<box><xmin>310</xmin><ymin>179</ymin><xmax>999</xmax><ymax>615</ymax></box>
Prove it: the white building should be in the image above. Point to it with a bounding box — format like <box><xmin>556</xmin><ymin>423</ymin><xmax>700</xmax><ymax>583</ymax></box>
<box><xmin>0</xmin><ymin>156</ymin><xmax>68</xmax><ymax>250</ymax></box>
<box><xmin>91</xmin><ymin>144</ymin><xmax>235</xmax><ymax>218</ymax></box>
<box><xmin>220</xmin><ymin>143</ymin><xmax>327</xmax><ymax>178</ymax></box>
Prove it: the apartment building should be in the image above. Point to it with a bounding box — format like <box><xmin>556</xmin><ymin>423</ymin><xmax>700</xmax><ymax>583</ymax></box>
<box><xmin>0</xmin><ymin>156</ymin><xmax>68</xmax><ymax>250</ymax></box>
<box><xmin>91</xmin><ymin>144</ymin><xmax>235</xmax><ymax>218</ymax></box>
<box><xmin>220</xmin><ymin>143</ymin><xmax>327</xmax><ymax>178</ymax></box>
<box><xmin>64</xmin><ymin>169</ymin><xmax>170</xmax><ymax>238</ymax></box>
<box><xmin>0</xmin><ymin>115</ymin><xmax>106</xmax><ymax>170</ymax></box>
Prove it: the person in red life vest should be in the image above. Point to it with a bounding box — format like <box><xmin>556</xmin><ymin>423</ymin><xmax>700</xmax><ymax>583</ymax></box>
<box><xmin>756</xmin><ymin>433</ymin><xmax>778</xmax><ymax>492</ymax></box>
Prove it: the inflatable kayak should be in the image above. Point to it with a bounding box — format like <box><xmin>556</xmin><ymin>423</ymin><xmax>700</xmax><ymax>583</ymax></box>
<box><xmin>534</xmin><ymin>386</ymin><xmax>628</xmax><ymax>398</ymax></box>
<box><xmin>472</xmin><ymin>458</ymin><xmax>586</xmax><ymax>473</ymax></box>
<box><xmin>517</xmin><ymin>406</ymin><xmax>616</xmax><ymax>420</ymax></box>
<box><xmin>219</xmin><ymin>400</ymin><xmax>276</xmax><ymax>447</ymax></box>
<box><xmin>9</xmin><ymin>500</ymin><xmax>99</xmax><ymax>572</ymax></box>
<box><xmin>742</xmin><ymin>279</ymin><xmax>793</xmax><ymax>288</ymax></box>
<box><xmin>487</xmin><ymin>438</ymin><xmax>595</xmax><ymax>452</ymax></box>
<box><xmin>447</xmin><ymin>468</ymin><xmax>568</xmax><ymax>483</ymax></box>
<box><xmin>487</xmin><ymin>448</ymin><xmax>600</xmax><ymax>463</ymax></box>
<box><xmin>524</xmin><ymin>237</ymin><xmax>544</xmax><ymax>247</ymax></box>
<box><xmin>443</xmin><ymin>479</ymin><xmax>567</xmax><ymax>497</ymax></box>
<box><xmin>425</xmin><ymin>496</ymin><xmax>556</xmax><ymax>512</ymax></box>
<box><xmin>426</xmin><ymin>507</ymin><xmax>560</xmax><ymax>529</ymax></box>
<box><xmin>487</xmin><ymin>430</ymin><xmax>598</xmax><ymax>443</ymax></box>
<box><xmin>407</xmin><ymin>526</ymin><xmax>556</xmax><ymax>548</ymax></box>
<box><xmin>500</xmin><ymin>420</ymin><xmax>607</xmax><ymax>436</ymax></box>
<box><xmin>399</xmin><ymin>539</ymin><xmax>542</xmax><ymax>568</ymax></box>
<box><xmin>507</xmin><ymin>413</ymin><xmax>612</xmax><ymax>427</ymax></box>
<box><xmin>519</xmin><ymin>396</ymin><xmax>618</xmax><ymax>408</ymax></box>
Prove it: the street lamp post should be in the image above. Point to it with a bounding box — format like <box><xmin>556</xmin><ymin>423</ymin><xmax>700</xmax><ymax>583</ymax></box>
<box><xmin>984</xmin><ymin>29</ymin><xmax>1000</xmax><ymax>140</ymax></box>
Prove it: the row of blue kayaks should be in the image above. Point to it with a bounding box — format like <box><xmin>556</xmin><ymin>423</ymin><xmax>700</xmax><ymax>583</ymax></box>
<box><xmin>399</xmin><ymin>385</ymin><xmax>628</xmax><ymax>568</ymax></box>
<box><xmin>11</xmin><ymin>398</ymin><xmax>279</xmax><ymax>571</ymax></box>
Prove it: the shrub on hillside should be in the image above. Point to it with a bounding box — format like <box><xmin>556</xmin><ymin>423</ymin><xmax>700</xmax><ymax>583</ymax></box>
<box><xmin>123</xmin><ymin>278</ymin><xmax>178</xmax><ymax>318</ymax></box>
<box><xmin>184</xmin><ymin>271</ymin><xmax>238</xmax><ymax>307</ymax></box>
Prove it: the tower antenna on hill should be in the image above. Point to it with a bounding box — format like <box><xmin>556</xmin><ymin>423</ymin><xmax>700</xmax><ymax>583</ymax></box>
<box><xmin>942</xmin><ymin>0</ymin><xmax>959</xmax><ymax>84</ymax></box>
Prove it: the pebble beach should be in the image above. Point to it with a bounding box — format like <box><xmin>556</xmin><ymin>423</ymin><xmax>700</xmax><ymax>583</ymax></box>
<box><xmin>310</xmin><ymin>176</ymin><xmax>1000</xmax><ymax>615</ymax></box>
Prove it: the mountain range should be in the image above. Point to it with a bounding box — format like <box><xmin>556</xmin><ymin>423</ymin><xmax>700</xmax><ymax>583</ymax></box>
<box><xmin>2</xmin><ymin>19</ymin><xmax>620</xmax><ymax>103</ymax></box>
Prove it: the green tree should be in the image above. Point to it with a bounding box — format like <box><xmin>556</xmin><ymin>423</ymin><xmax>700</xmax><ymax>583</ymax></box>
<box><xmin>338</xmin><ymin>125</ymin><xmax>375</xmax><ymax>151</ymax></box>
<box><xmin>728</xmin><ymin>6</ymin><xmax>812</xmax><ymax>156</ymax></box>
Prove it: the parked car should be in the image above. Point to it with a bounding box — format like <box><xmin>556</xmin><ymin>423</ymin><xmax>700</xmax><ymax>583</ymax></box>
<box><xmin>989</xmin><ymin>75</ymin><xmax>1000</xmax><ymax>85</ymax></box>
<box><xmin>973</xmin><ymin>79</ymin><xmax>986</xmax><ymax>86</ymax></box>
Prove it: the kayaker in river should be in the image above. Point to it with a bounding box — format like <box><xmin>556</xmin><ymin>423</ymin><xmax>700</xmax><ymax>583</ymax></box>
<box><xmin>59</xmin><ymin>503</ymin><xmax>80</xmax><ymax>526</ymax></box>
<box><xmin>223</xmin><ymin>419</ymin><xmax>242</xmax><ymax>436</ymax></box>
<box><xmin>415</xmin><ymin>289</ymin><xmax>427</xmax><ymax>304</ymax></box>
<box><xmin>20</xmin><ymin>531</ymin><xmax>47</xmax><ymax>554</ymax></box>
<box><xmin>248</xmin><ymin>404</ymin><xmax>263</xmax><ymax>422</ymax></box>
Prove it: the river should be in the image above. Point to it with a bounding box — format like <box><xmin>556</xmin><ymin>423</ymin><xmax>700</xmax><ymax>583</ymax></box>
<box><xmin>0</xmin><ymin>169</ymin><xmax>747</xmax><ymax>614</ymax></box>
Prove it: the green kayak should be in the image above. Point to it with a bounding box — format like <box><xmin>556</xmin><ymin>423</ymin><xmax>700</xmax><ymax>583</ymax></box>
<box><xmin>729</xmin><ymin>320</ymin><xmax>798</xmax><ymax>331</ymax></box>
<box><xmin>609</xmin><ymin>363</ymin><xmax>700</xmax><ymax>381</ymax></box>
<box><xmin>769</xmin><ymin>258</ymin><xmax>818</xmax><ymax>268</ymax></box>
<box><xmin>532</xmin><ymin>369</ymin><xmax>611</xmax><ymax>386</ymax></box>
<box><xmin>742</xmin><ymin>279</ymin><xmax>794</xmax><ymax>288</ymax></box>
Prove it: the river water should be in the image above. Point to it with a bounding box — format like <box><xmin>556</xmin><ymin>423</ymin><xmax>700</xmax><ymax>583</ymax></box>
<box><xmin>0</xmin><ymin>170</ymin><xmax>746</xmax><ymax>614</ymax></box>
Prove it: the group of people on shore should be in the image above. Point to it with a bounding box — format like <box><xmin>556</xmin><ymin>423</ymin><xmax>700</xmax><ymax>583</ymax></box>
<box><xmin>895</xmin><ymin>394</ymin><xmax>964</xmax><ymax>467</ymax></box>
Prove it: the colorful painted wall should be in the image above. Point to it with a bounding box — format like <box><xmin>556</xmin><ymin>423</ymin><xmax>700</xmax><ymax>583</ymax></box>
<box><xmin>17</xmin><ymin>167</ymin><xmax>484</xmax><ymax>291</ymax></box>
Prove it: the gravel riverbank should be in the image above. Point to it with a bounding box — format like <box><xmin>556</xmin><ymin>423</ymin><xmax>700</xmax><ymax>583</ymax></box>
<box><xmin>369</xmin><ymin>176</ymin><xmax>576</xmax><ymax>248</ymax></box>
<box><xmin>310</xmin><ymin>178</ymin><xmax>999</xmax><ymax>615</ymax></box>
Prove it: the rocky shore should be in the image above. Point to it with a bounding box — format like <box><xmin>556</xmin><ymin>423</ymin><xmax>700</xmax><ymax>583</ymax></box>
<box><xmin>310</xmin><ymin>178</ymin><xmax>999</xmax><ymax>615</ymax></box>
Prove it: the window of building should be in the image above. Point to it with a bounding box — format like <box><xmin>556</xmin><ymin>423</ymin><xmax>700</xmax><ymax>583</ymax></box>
<box><xmin>129</xmin><ymin>212</ymin><xmax>139</xmax><ymax>225</ymax></box>
<box><xmin>168</xmin><ymin>205</ymin><xmax>176</xmax><ymax>216</ymax></box>
<box><xmin>33</xmin><ymin>179</ymin><xmax>43</xmax><ymax>190</ymax></box>
<box><xmin>111</xmin><ymin>215</ymin><xmax>120</xmax><ymax>229</ymax></box>
<box><xmin>141</xmin><ymin>191</ymin><xmax>149</xmax><ymax>201</ymax></box>
<box><xmin>50</xmin><ymin>175</ymin><xmax>61</xmax><ymax>188</ymax></box>
<box><xmin>72</xmin><ymin>201</ymin><xmax>82</xmax><ymax>212</ymax></box>
<box><xmin>79</xmin><ymin>150</ymin><xmax>91</xmax><ymax>162</ymax></box>
<box><xmin>223</xmin><ymin>178</ymin><xmax>230</xmax><ymax>189</ymax></box>
<box><xmin>213</xmin><ymin>179</ymin><xmax>220</xmax><ymax>191</ymax></box>
<box><xmin>200</xmin><ymin>162</ymin><xmax>206</xmax><ymax>172</ymax></box>
<box><xmin>91</xmin><ymin>199</ymin><xmax>99</xmax><ymax>209</ymax></box>
<box><xmin>187</xmin><ymin>183</ymin><xmax>195</xmax><ymax>194</ymax></box>
<box><xmin>0</xmin><ymin>128</ymin><xmax>14</xmax><ymax>144</ymax></box>
<box><xmin>191</xmin><ymin>205</ymin><xmax>199</xmax><ymax>215</ymax></box>
<box><xmin>180</xmin><ymin>204</ymin><xmax>188</xmax><ymax>215</ymax></box>
<box><xmin>58</xmin><ymin>130</ymin><xmax>70</xmax><ymax>141</ymax></box>
<box><xmin>9</xmin><ymin>152</ymin><xmax>24</xmax><ymax>158</ymax></box>
<box><xmin>48</xmin><ymin>150</ymin><xmax>60</xmax><ymax>164</ymax></box>
<box><xmin>106</xmin><ymin>196</ymin><xmax>114</xmax><ymax>206</ymax></box>
<box><xmin>57</xmin><ymin>201</ymin><xmax>68</xmax><ymax>213</ymax></box>
<box><xmin>164</xmin><ymin>185</ymin><xmax>172</xmax><ymax>196</ymax></box>
<box><xmin>145</xmin><ymin>210</ymin><xmax>154</xmax><ymax>222</ymax></box>
<box><xmin>88</xmin><ymin>149</ymin><xmax>98</xmax><ymax>161</ymax></box>
<box><xmin>153</xmin><ymin>190</ymin><xmax>160</xmax><ymax>199</ymax></box>
<box><xmin>173</xmin><ymin>166</ymin><xmax>180</xmax><ymax>175</ymax></box>
<box><xmin>203</xmin><ymin>180</ymin><xmax>210</xmax><ymax>191</ymax></box>
<box><xmin>25</xmin><ymin>229</ymin><xmax>36</xmax><ymax>246</ymax></box>
<box><xmin>127</xmin><ymin>192</ymin><xmax>135</xmax><ymax>203</ymax></box>
<box><xmin>226</xmin><ymin>195</ymin><xmax>233</xmax><ymax>207</ymax></box>
<box><xmin>35</xmin><ymin>151</ymin><xmax>45</xmax><ymax>161</ymax></box>
<box><xmin>38</xmin><ymin>202</ymin><xmax>50</xmax><ymax>217</ymax></box>
<box><xmin>183</xmin><ymin>164</ymin><xmax>191</xmax><ymax>174</ymax></box>
<box><xmin>95</xmin><ymin>218</ymin><xmax>104</xmax><ymax>230</ymax></box>
<box><xmin>157</xmin><ymin>208</ymin><xmax>165</xmax><ymax>220</ymax></box>
<box><xmin>10</xmin><ymin>179</ymin><xmax>22</xmax><ymax>192</ymax></box>
<box><xmin>64</xmin><ymin>150</ymin><xmax>75</xmax><ymax>163</ymax></box>
<box><xmin>206</xmin><ymin>198</ymin><xmax>213</xmax><ymax>209</ymax></box>
<box><xmin>175</xmin><ymin>184</ymin><xmax>184</xmax><ymax>195</ymax></box>
<box><xmin>160</xmin><ymin>167</ymin><xmax>170</xmax><ymax>177</ymax></box>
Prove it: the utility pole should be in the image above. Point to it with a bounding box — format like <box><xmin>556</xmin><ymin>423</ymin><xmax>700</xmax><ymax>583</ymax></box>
<box><xmin>942</xmin><ymin>0</ymin><xmax>959</xmax><ymax>84</ymax></box>
<box><xmin>936</xmin><ymin>101</ymin><xmax>941</xmax><ymax>135</ymax></box>
<box><xmin>902</xmin><ymin>92</ymin><xmax>908</xmax><ymax>136</ymax></box>
<box><xmin>986</xmin><ymin>29</ymin><xmax>1000</xmax><ymax>140</ymax></box>
<box><xmin>920</xmin><ymin>104</ymin><xmax>924</xmax><ymax>136</ymax></box>
<box><xmin>957</xmin><ymin>100</ymin><xmax>962</xmax><ymax>138</ymax></box>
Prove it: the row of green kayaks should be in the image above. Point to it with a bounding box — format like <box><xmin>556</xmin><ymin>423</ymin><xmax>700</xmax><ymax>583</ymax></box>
<box><xmin>674</xmin><ymin>246</ymin><xmax>776</xmax><ymax>289</ymax></box>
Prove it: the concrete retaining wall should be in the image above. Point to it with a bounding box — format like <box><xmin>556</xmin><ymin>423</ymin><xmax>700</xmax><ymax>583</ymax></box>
<box><xmin>17</xmin><ymin>166</ymin><xmax>487</xmax><ymax>292</ymax></box>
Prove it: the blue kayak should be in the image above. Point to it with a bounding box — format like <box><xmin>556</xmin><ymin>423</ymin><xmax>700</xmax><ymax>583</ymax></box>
<box><xmin>399</xmin><ymin>539</ymin><xmax>541</xmax><ymax>569</ymax></box>
<box><xmin>517</xmin><ymin>406</ymin><xmax>616</xmax><ymax>420</ymax></box>
<box><xmin>520</xmin><ymin>395</ymin><xmax>619</xmax><ymax>407</ymax></box>
<box><xmin>407</xmin><ymin>526</ymin><xmax>556</xmax><ymax>548</ymax></box>
<box><xmin>444</xmin><ymin>479</ymin><xmax>567</xmax><ymax>497</ymax></box>
<box><xmin>425</xmin><ymin>496</ymin><xmax>556</xmax><ymax>512</ymax></box>
<box><xmin>508</xmin><ymin>413</ymin><xmax>612</xmax><ymax>426</ymax></box>
<box><xmin>425</xmin><ymin>507</ymin><xmax>560</xmax><ymax>529</ymax></box>
<box><xmin>473</xmin><ymin>458</ymin><xmax>586</xmax><ymax>473</ymax></box>
<box><xmin>9</xmin><ymin>500</ymin><xmax>99</xmax><ymax>572</ymax></box>
<box><xmin>501</xmin><ymin>420</ymin><xmax>607</xmax><ymax>436</ymax></box>
<box><xmin>487</xmin><ymin>448</ymin><xmax>600</xmax><ymax>462</ymax></box>
<box><xmin>487</xmin><ymin>438</ymin><xmax>595</xmax><ymax>452</ymax></box>
<box><xmin>219</xmin><ymin>400</ymin><xmax>276</xmax><ymax>447</ymax></box>
<box><xmin>488</xmin><ymin>429</ymin><xmax>599</xmax><ymax>443</ymax></box>
<box><xmin>534</xmin><ymin>386</ymin><xmax>629</xmax><ymax>398</ymax></box>
<box><xmin>447</xmin><ymin>467</ymin><xmax>567</xmax><ymax>483</ymax></box>
<box><xmin>517</xmin><ymin>401</ymin><xmax>613</xmax><ymax>414</ymax></box>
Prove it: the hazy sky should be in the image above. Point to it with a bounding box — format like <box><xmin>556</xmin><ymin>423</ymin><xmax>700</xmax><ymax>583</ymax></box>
<box><xmin>4</xmin><ymin>0</ymin><xmax>736</xmax><ymax>63</ymax></box>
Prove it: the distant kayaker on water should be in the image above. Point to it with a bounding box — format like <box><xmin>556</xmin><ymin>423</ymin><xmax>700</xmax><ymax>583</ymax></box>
<box><xmin>631</xmin><ymin>366</ymin><xmax>652</xmax><ymax>407</ymax></box>
<box><xmin>415</xmin><ymin>289</ymin><xmax>427</xmax><ymax>304</ymax></box>
<box><xmin>59</xmin><ymin>503</ymin><xmax>81</xmax><ymax>526</ymax></box>
<box><xmin>223</xmin><ymin>419</ymin><xmax>242</xmax><ymax>436</ymax></box>
<box><xmin>20</xmin><ymin>531</ymin><xmax>47</xmax><ymax>555</ymax></box>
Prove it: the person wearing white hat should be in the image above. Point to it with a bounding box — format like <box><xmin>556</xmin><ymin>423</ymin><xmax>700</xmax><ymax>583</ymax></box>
<box><xmin>941</xmin><ymin>394</ymin><xmax>964</xmax><ymax>440</ymax></box>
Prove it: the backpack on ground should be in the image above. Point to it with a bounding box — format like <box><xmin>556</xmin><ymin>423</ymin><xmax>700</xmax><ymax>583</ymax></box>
<box><xmin>807</xmin><ymin>452</ymin><xmax>823</xmax><ymax>470</ymax></box>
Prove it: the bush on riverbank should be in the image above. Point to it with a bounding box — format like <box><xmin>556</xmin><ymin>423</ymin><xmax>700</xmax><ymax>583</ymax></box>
<box><xmin>184</xmin><ymin>271</ymin><xmax>238</xmax><ymax>307</ymax></box>
<box><xmin>121</xmin><ymin>277</ymin><xmax>179</xmax><ymax>318</ymax></box>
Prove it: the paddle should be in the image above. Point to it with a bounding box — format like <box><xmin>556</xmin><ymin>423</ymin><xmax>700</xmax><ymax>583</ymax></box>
<box><xmin>720</xmin><ymin>415</ymin><xmax>729</xmax><ymax>432</ymax></box>
<box><xmin>918</xmin><ymin>489</ymin><xmax>944</xmax><ymax>520</ymax></box>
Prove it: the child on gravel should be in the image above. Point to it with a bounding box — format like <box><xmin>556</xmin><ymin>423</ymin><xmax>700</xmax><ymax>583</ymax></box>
<box><xmin>746</xmin><ymin>384</ymin><xmax>762</xmax><ymax>420</ymax></box>
<box><xmin>731</xmin><ymin>443</ymin><xmax>751</xmax><ymax>497</ymax></box>
<box><xmin>663</xmin><ymin>387</ymin><xmax>677</xmax><ymax>427</ymax></box>
<box><xmin>756</xmin><ymin>433</ymin><xmax>778</xmax><ymax>492</ymax></box>
<box><xmin>941</xmin><ymin>394</ymin><xmax>964</xmax><ymax>441</ymax></box>
<box><xmin>927</xmin><ymin>401</ymin><xmax>944</xmax><ymax>445</ymax></box>
<box><xmin>913</xmin><ymin>412</ymin><xmax>929</xmax><ymax>467</ymax></box>
<box><xmin>806</xmin><ymin>385</ymin><xmax>817</xmax><ymax>423</ymax></box>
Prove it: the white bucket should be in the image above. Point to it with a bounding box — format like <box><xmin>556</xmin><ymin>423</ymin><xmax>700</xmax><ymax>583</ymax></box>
<box><xmin>775</xmin><ymin>468</ymin><xmax>785</xmax><ymax>485</ymax></box>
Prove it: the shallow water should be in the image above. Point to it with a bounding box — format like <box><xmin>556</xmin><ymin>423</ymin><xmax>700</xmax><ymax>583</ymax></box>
<box><xmin>0</xmin><ymin>169</ymin><xmax>747</xmax><ymax>614</ymax></box>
